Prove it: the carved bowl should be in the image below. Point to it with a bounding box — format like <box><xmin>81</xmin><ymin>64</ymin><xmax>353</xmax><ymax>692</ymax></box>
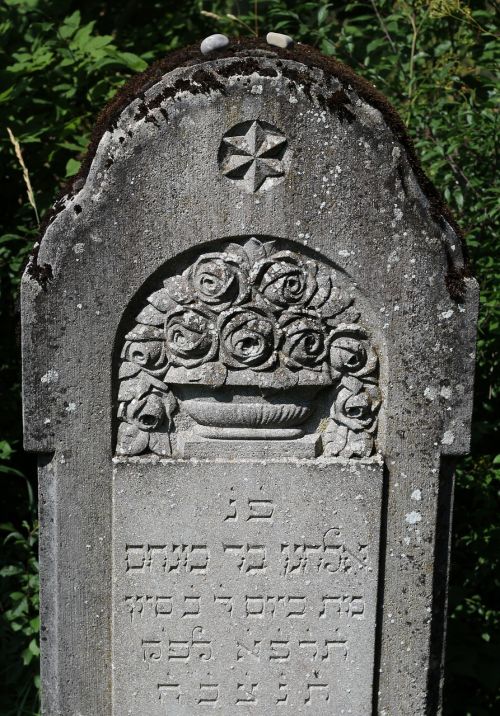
<box><xmin>175</xmin><ymin>385</ymin><xmax>318</xmax><ymax>438</ymax></box>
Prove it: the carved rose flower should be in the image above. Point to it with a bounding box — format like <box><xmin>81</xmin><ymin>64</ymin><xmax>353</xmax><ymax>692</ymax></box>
<box><xmin>219</xmin><ymin>307</ymin><xmax>278</xmax><ymax>369</ymax></box>
<box><xmin>251</xmin><ymin>251</ymin><xmax>317</xmax><ymax>310</ymax></box>
<box><xmin>332</xmin><ymin>378</ymin><xmax>380</xmax><ymax>432</ymax></box>
<box><xmin>279</xmin><ymin>312</ymin><xmax>327</xmax><ymax>370</ymax></box>
<box><xmin>123</xmin><ymin>340</ymin><xmax>166</xmax><ymax>372</ymax></box>
<box><xmin>125</xmin><ymin>393</ymin><xmax>165</xmax><ymax>432</ymax></box>
<box><xmin>165</xmin><ymin>308</ymin><xmax>218</xmax><ymax>368</ymax></box>
<box><xmin>323</xmin><ymin>377</ymin><xmax>380</xmax><ymax>458</ymax></box>
<box><xmin>186</xmin><ymin>252</ymin><xmax>249</xmax><ymax>311</ymax></box>
<box><xmin>329</xmin><ymin>330</ymin><xmax>378</xmax><ymax>379</ymax></box>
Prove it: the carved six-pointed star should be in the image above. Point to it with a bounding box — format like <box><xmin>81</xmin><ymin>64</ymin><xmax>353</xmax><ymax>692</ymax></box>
<box><xmin>219</xmin><ymin>119</ymin><xmax>288</xmax><ymax>192</ymax></box>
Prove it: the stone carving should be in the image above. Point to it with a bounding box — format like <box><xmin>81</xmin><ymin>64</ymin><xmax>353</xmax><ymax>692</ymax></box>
<box><xmin>116</xmin><ymin>238</ymin><xmax>380</xmax><ymax>457</ymax></box>
<box><xmin>218</xmin><ymin>120</ymin><xmax>289</xmax><ymax>192</ymax></box>
<box><xmin>323</xmin><ymin>334</ymin><xmax>381</xmax><ymax>458</ymax></box>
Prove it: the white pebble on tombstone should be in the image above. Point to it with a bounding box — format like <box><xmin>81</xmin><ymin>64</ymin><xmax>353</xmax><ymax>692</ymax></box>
<box><xmin>200</xmin><ymin>33</ymin><xmax>229</xmax><ymax>55</ymax></box>
<box><xmin>266</xmin><ymin>31</ymin><xmax>294</xmax><ymax>48</ymax></box>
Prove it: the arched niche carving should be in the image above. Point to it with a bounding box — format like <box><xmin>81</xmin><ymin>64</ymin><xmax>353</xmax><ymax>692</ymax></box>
<box><xmin>115</xmin><ymin>236</ymin><xmax>382</xmax><ymax>459</ymax></box>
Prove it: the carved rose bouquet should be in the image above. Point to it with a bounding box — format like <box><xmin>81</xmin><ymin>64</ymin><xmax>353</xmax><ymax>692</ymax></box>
<box><xmin>117</xmin><ymin>237</ymin><xmax>379</xmax><ymax>458</ymax></box>
<box><xmin>152</xmin><ymin>237</ymin><xmax>357</xmax><ymax>375</ymax></box>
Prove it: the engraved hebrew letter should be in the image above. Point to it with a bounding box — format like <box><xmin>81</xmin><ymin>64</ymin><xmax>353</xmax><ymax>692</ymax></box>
<box><xmin>198</xmin><ymin>684</ymin><xmax>219</xmax><ymax>705</ymax></box>
<box><xmin>167</xmin><ymin>640</ymin><xmax>190</xmax><ymax>661</ymax></box>
<box><xmin>299</xmin><ymin>640</ymin><xmax>319</xmax><ymax>661</ymax></box>
<box><xmin>236</xmin><ymin>682</ymin><xmax>258</xmax><ymax>704</ymax></box>
<box><xmin>269</xmin><ymin>640</ymin><xmax>291</xmax><ymax>662</ymax></box>
<box><xmin>247</xmin><ymin>499</ymin><xmax>275</xmax><ymax>521</ymax></box>
<box><xmin>322</xmin><ymin>638</ymin><xmax>348</xmax><ymax>661</ymax></box>
<box><xmin>276</xmin><ymin>682</ymin><xmax>288</xmax><ymax>705</ymax></box>
<box><xmin>142</xmin><ymin>639</ymin><xmax>162</xmax><ymax>668</ymax></box>
<box><xmin>182</xmin><ymin>596</ymin><xmax>201</xmax><ymax>617</ymax></box>
<box><xmin>236</xmin><ymin>639</ymin><xmax>261</xmax><ymax>662</ymax></box>
<box><xmin>214</xmin><ymin>595</ymin><xmax>234</xmax><ymax>616</ymax></box>
<box><xmin>305</xmin><ymin>683</ymin><xmax>330</xmax><ymax>705</ymax></box>
<box><xmin>158</xmin><ymin>683</ymin><xmax>181</xmax><ymax>704</ymax></box>
<box><xmin>286</xmin><ymin>596</ymin><xmax>306</xmax><ymax>617</ymax></box>
<box><xmin>191</xmin><ymin>627</ymin><xmax>213</xmax><ymax>661</ymax></box>
<box><xmin>155</xmin><ymin>596</ymin><xmax>173</xmax><ymax>617</ymax></box>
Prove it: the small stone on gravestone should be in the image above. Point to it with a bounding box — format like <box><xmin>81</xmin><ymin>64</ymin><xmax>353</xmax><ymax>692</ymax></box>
<box><xmin>22</xmin><ymin>40</ymin><xmax>478</xmax><ymax>715</ymax></box>
<box><xmin>266</xmin><ymin>31</ymin><xmax>294</xmax><ymax>49</ymax></box>
<box><xmin>200</xmin><ymin>33</ymin><xmax>230</xmax><ymax>55</ymax></box>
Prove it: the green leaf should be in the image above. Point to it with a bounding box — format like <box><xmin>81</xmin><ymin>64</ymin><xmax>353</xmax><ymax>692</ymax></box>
<box><xmin>0</xmin><ymin>464</ymin><xmax>24</xmax><ymax>476</ymax></box>
<box><xmin>59</xmin><ymin>10</ymin><xmax>81</xmax><ymax>40</ymax></box>
<box><xmin>366</xmin><ymin>38</ymin><xmax>386</xmax><ymax>54</ymax></box>
<box><xmin>110</xmin><ymin>51</ymin><xmax>148</xmax><ymax>72</ymax></box>
<box><xmin>65</xmin><ymin>158</ymin><xmax>81</xmax><ymax>177</ymax></box>
<box><xmin>318</xmin><ymin>4</ymin><xmax>331</xmax><ymax>26</ymax></box>
<box><xmin>0</xmin><ymin>85</ymin><xmax>14</xmax><ymax>103</ymax></box>
<box><xmin>28</xmin><ymin>638</ymin><xmax>40</xmax><ymax>656</ymax></box>
<box><xmin>0</xmin><ymin>439</ymin><xmax>14</xmax><ymax>459</ymax></box>
<box><xmin>320</xmin><ymin>38</ymin><xmax>336</xmax><ymax>55</ymax></box>
<box><xmin>0</xmin><ymin>565</ymin><xmax>22</xmax><ymax>577</ymax></box>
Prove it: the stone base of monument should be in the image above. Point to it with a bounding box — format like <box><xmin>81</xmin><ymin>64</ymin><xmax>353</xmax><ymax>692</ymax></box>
<box><xmin>178</xmin><ymin>432</ymin><xmax>322</xmax><ymax>458</ymax></box>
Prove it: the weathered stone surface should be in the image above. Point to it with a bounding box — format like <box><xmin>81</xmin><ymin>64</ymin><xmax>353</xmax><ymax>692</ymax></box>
<box><xmin>22</xmin><ymin>42</ymin><xmax>478</xmax><ymax>715</ymax></box>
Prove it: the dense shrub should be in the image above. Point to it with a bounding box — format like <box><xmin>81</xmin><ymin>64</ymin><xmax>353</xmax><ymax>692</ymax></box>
<box><xmin>1</xmin><ymin>2</ymin><xmax>498</xmax><ymax>713</ymax></box>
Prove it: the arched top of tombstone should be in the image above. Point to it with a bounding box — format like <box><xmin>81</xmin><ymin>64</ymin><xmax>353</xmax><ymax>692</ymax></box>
<box><xmin>29</xmin><ymin>39</ymin><xmax>469</xmax><ymax>291</ymax></box>
<box><xmin>23</xmin><ymin>39</ymin><xmax>477</xmax><ymax>458</ymax></box>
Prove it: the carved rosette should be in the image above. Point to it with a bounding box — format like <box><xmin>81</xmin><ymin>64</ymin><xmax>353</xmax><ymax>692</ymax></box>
<box><xmin>116</xmin><ymin>237</ymin><xmax>380</xmax><ymax>458</ymax></box>
<box><xmin>218</xmin><ymin>120</ymin><xmax>289</xmax><ymax>193</ymax></box>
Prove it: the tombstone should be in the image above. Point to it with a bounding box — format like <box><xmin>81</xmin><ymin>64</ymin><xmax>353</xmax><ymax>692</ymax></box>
<box><xmin>22</xmin><ymin>41</ymin><xmax>478</xmax><ymax>715</ymax></box>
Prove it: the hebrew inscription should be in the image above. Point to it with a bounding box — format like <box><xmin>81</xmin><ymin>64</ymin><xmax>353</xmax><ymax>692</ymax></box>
<box><xmin>112</xmin><ymin>461</ymin><xmax>383</xmax><ymax>715</ymax></box>
<box><xmin>116</xmin><ymin>237</ymin><xmax>380</xmax><ymax>459</ymax></box>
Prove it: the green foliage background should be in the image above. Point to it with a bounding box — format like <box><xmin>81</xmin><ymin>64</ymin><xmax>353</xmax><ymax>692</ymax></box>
<box><xmin>0</xmin><ymin>1</ymin><xmax>498</xmax><ymax>713</ymax></box>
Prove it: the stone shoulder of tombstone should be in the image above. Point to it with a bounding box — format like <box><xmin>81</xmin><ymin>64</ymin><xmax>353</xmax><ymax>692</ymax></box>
<box><xmin>22</xmin><ymin>40</ymin><xmax>478</xmax><ymax>715</ymax></box>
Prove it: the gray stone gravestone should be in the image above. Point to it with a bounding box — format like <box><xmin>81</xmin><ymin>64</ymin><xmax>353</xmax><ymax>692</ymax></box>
<box><xmin>22</xmin><ymin>41</ymin><xmax>478</xmax><ymax>715</ymax></box>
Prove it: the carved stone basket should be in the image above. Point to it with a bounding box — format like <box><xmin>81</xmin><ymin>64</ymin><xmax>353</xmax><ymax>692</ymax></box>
<box><xmin>116</xmin><ymin>237</ymin><xmax>380</xmax><ymax>458</ymax></box>
<box><xmin>173</xmin><ymin>384</ymin><xmax>321</xmax><ymax>439</ymax></box>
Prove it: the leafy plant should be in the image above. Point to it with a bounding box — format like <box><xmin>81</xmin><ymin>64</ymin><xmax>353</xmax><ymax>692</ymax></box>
<box><xmin>0</xmin><ymin>476</ymin><xmax>39</xmax><ymax>715</ymax></box>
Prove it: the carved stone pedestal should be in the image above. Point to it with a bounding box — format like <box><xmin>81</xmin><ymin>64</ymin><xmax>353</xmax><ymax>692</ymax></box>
<box><xmin>177</xmin><ymin>433</ymin><xmax>322</xmax><ymax>459</ymax></box>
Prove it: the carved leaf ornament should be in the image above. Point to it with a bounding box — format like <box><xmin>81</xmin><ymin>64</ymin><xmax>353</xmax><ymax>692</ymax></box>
<box><xmin>117</xmin><ymin>238</ymin><xmax>380</xmax><ymax>458</ymax></box>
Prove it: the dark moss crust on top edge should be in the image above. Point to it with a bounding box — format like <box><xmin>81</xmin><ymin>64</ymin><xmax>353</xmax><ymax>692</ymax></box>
<box><xmin>29</xmin><ymin>37</ymin><xmax>469</xmax><ymax>298</ymax></box>
<box><xmin>26</xmin><ymin>242</ymin><xmax>53</xmax><ymax>290</ymax></box>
